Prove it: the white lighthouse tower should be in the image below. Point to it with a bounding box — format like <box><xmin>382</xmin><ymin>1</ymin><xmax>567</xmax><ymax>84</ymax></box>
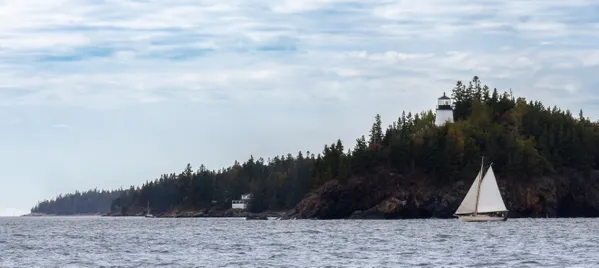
<box><xmin>435</xmin><ymin>92</ymin><xmax>454</xmax><ymax>126</ymax></box>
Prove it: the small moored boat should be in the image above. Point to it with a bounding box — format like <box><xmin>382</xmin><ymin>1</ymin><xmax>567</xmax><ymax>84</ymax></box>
<box><xmin>145</xmin><ymin>200</ymin><xmax>155</xmax><ymax>218</ymax></box>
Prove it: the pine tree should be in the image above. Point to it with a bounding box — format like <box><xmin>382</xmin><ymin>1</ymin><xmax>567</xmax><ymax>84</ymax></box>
<box><xmin>369</xmin><ymin>114</ymin><xmax>383</xmax><ymax>145</ymax></box>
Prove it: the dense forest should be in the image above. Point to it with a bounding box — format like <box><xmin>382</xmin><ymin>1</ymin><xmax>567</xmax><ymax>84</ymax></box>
<box><xmin>33</xmin><ymin>76</ymin><xmax>599</xmax><ymax>216</ymax></box>
<box><xmin>30</xmin><ymin>189</ymin><xmax>125</xmax><ymax>215</ymax></box>
<box><xmin>109</xmin><ymin>76</ymin><xmax>599</xmax><ymax>215</ymax></box>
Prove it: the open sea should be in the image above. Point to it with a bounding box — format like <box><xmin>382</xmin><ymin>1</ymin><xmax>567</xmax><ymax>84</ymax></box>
<box><xmin>0</xmin><ymin>217</ymin><xmax>598</xmax><ymax>267</ymax></box>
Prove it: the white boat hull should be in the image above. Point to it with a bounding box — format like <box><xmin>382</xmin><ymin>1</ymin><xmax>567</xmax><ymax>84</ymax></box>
<box><xmin>457</xmin><ymin>214</ymin><xmax>507</xmax><ymax>222</ymax></box>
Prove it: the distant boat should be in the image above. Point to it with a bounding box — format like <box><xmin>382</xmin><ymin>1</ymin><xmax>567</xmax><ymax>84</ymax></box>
<box><xmin>145</xmin><ymin>201</ymin><xmax>155</xmax><ymax>218</ymax></box>
<box><xmin>454</xmin><ymin>157</ymin><xmax>508</xmax><ymax>222</ymax></box>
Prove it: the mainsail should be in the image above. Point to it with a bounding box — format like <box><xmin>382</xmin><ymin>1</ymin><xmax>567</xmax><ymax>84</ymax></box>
<box><xmin>454</xmin><ymin>163</ymin><xmax>507</xmax><ymax>215</ymax></box>
<box><xmin>476</xmin><ymin>166</ymin><xmax>507</xmax><ymax>213</ymax></box>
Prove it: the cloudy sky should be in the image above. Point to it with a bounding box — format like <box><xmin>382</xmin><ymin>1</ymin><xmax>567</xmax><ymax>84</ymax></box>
<box><xmin>1</xmin><ymin>0</ymin><xmax>599</xmax><ymax>216</ymax></box>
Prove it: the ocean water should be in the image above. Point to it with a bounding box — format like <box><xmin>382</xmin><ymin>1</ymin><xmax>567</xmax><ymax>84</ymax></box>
<box><xmin>0</xmin><ymin>217</ymin><xmax>598</xmax><ymax>267</ymax></box>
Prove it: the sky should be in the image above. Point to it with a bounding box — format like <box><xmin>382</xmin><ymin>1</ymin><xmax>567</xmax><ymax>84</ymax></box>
<box><xmin>1</xmin><ymin>0</ymin><xmax>599</xmax><ymax>216</ymax></box>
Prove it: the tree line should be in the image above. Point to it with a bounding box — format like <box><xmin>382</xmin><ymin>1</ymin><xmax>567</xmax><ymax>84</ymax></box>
<box><xmin>33</xmin><ymin>76</ymin><xmax>599</xmax><ymax>215</ymax></box>
<box><xmin>30</xmin><ymin>189</ymin><xmax>125</xmax><ymax>215</ymax></box>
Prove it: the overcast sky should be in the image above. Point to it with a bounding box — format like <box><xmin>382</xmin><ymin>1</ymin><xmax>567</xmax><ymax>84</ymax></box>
<box><xmin>1</xmin><ymin>0</ymin><xmax>599</xmax><ymax>216</ymax></box>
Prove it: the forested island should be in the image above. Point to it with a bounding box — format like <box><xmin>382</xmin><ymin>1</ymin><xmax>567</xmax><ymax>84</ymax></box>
<box><xmin>30</xmin><ymin>77</ymin><xmax>599</xmax><ymax>219</ymax></box>
<box><xmin>28</xmin><ymin>189</ymin><xmax>125</xmax><ymax>216</ymax></box>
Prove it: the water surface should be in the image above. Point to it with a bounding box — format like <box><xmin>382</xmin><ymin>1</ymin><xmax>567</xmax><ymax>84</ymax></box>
<box><xmin>1</xmin><ymin>217</ymin><xmax>597</xmax><ymax>267</ymax></box>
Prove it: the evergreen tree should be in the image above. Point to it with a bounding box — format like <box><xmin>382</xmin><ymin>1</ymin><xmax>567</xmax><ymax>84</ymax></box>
<box><xmin>369</xmin><ymin>114</ymin><xmax>383</xmax><ymax>145</ymax></box>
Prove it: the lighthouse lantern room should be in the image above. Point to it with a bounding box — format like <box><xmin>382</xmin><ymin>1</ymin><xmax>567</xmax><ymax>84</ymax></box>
<box><xmin>435</xmin><ymin>92</ymin><xmax>454</xmax><ymax>126</ymax></box>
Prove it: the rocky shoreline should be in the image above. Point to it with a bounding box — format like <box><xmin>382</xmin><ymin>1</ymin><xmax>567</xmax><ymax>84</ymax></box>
<box><xmin>21</xmin><ymin>210</ymin><xmax>284</xmax><ymax>218</ymax></box>
<box><xmin>280</xmin><ymin>168</ymin><xmax>599</xmax><ymax>220</ymax></box>
<box><xmin>105</xmin><ymin>209</ymin><xmax>285</xmax><ymax>218</ymax></box>
<box><xmin>24</xmin><ymin>168</ymin><xmax>599</xmax><ymax>220</ymax></box>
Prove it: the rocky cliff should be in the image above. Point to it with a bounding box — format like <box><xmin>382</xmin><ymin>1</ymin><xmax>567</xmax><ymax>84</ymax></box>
<box><xmin>281</xmin><ymin>168</ymin><xmax>599</xmax><ymax>219</ymax></box>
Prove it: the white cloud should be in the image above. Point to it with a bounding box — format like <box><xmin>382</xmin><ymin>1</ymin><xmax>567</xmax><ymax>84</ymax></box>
<box><xmin>346</xmin><ymin>51</ymin><xmax>435</xmax><ymax>62</ymax></box>
<box><xmin>0</xmin><ymin>0</ymin><xmax>596</xmax><ymax>108</ymax></box>
<box><xmin>1</xmin><ymin>0</ymin><xmax>599</xmax><ymax>212</ymax></box>
<box><xmin>269</xmin><ymin>0</ymin><xmax>352</xmax><ymax>13</ymax></box>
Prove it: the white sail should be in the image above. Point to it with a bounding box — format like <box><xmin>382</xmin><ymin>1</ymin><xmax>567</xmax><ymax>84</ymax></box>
<box><xmin>454</xmin><ymin>169</ymin><xmax>482</xmax><ymax>215</ymax></box>
<box><xmin>476</xmin><ymin>165</ymin><xmax>507</xmax><ymax>213</ymax></box>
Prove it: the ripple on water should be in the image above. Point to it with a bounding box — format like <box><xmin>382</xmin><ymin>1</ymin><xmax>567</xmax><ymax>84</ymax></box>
<box><xmin>0</xmin><ymin>217</ymin><xmax>598</xmax><ymax>267</ymax></box>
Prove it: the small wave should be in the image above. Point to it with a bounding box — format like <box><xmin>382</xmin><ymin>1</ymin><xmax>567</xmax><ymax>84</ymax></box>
<box><xmin>1</xmin><ymin>217</ymin><xmax>597</xmax><ymax>267</ymax></box>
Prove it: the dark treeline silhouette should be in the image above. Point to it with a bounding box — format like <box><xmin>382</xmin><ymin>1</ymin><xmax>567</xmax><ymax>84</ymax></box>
<box><xmin>32</xmin><ymin>76</ymin><xmax>599</xmax><ymax>216</ymax></box>
<box><xmin>30</xmin><ymin>189</ymin><xmax>125</xmax><ymax>215</ymax></box>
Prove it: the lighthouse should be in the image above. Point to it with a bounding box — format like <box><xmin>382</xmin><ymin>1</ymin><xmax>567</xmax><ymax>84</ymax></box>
<box><xmin>435</xmin><ymin>92</ymin><xmax>454</xmax><ymax>126</ymax></box>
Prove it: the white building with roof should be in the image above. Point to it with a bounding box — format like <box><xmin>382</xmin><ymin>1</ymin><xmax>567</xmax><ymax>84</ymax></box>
<box><xmin>232</xmin><ymin>193</ymin><xmax>252</xmax><ymax>209</ymax></box>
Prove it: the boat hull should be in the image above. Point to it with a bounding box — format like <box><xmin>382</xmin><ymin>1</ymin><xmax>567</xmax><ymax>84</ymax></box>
<box><xmin>457</xmin><ymin>214</ymin><xmax>507</xmax><ymax>222</ymax></box>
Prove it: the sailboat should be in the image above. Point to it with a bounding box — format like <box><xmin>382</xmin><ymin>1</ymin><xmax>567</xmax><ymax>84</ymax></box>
<box><xmin>145</xmin><ymin>200</ymin><xmax>155</xmax><ymax>218</ymax></box>
<box><xmin>454</xmin><ymin>157</ymin><xmax>508</xmax><ymax>222</ymax></box>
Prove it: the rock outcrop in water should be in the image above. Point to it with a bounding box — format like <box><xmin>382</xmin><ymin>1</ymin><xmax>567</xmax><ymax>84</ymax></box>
<box><xmin>281</xmin><ymin>168</ymin><xmax>599</xmax><ymax>219</ymax></box>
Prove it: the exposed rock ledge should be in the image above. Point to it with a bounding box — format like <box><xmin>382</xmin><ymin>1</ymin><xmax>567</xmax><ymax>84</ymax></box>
<box><xmin>281</xmin><ymin>168</ymin><xmax>599</xmax><ymax>220</ymax></box>
<box><xmin>106</xmin><ymin>209</ymin><xmax>284</xmax><ymax>218</ymax></box>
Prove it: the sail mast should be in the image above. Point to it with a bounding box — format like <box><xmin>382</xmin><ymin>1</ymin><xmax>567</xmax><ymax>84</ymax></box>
<box><xmin>474</xmin><ymin>156</ymin><xmax>484</xmax><ymax>216</ymax></box>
